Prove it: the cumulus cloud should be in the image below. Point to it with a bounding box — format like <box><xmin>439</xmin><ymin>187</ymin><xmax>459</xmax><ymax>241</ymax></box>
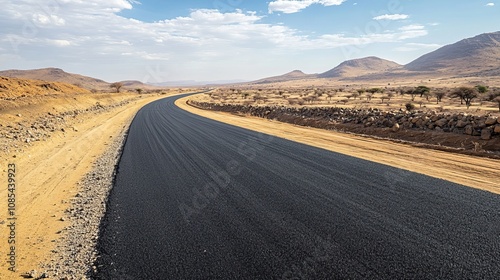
<box><xmin>373</xmin><ymin>14</ymin><xmax>409</xmax><ymax>20</ymax></box>
<box><xmin>0</xmin><ymin>1</ymin><xmax>429</xmax><ymax>81</ymax></box>
<box><xmin>268</xmin><ymin>0</ymin><xmax>346</xmax><ymax>14</ymax></box>
<box><xmin>486</xmin><ymin>3</ymin><xmax>495</xmax><ymax>6</ymax></box>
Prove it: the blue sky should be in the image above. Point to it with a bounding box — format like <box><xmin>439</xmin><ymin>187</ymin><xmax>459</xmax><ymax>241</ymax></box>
<box><xmin>0</xmin><ymin>0</ymin><xmax>498</xmax><ymax>83</ymax></box>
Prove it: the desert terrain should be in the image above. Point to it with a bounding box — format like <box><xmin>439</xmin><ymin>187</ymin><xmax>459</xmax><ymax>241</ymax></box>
<box><xmin>1</xmin><ymin>31</ymin><xmax>499</xmax><ymax>279</ymax></box>
<box><xmin>0</xmin><ymin>76</ymin><xmax>185</xmax><ymax>279</ymax></box>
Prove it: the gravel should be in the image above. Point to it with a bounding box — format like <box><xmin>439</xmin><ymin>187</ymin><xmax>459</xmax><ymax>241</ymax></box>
<box><xmin>39</xmin><ymin>120</ymin><xmax>130</xmax><ymax>280</ymax></box>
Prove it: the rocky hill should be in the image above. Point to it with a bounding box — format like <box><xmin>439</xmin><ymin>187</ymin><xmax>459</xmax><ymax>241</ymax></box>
<box><xmin>405</xmin><ymin>31</ymin><xmax>500</xmax><ymax>76</ymax></box>
<box><xmin>319</xmin><ymin>56</ymin><xmax>402</xmax><ymax>78</ymax></box>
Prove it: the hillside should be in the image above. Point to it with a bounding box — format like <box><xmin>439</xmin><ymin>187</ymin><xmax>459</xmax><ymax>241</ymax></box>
<box><xmin>319</xmin><ymin>56</ymin><xmax>402</xmax><ymax>78</ymax></box>
<box><xmin>405</xmin><ymin>31</ymin><xmax>500</xmax><ymax>76</ymax></box>
<box><xmin>0</xmin><ymin>68</ymin><xmax>109</xmax><ymax>90</ymax></box>
<box><xmin>252</xmin><ymin>70</ymin><xmax>314</xmax><ymax>84</ymax></box>
<box><xmin>0</xmin><ymin>76</ymin><xmax>90</xmax><ymax>99</ymax></box>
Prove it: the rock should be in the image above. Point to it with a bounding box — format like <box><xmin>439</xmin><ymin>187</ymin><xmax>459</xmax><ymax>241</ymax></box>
<box><xmin>17</xmin><ymin>114</ymin><xmax>22</xmax><ymax>117</ymax></box>
<box><xmin>495</xmin><ymin>125</ymin><xmax>500</xmax><ymax>134</ymax></box>
<box><xmin>435</xmin><ymin>118</ymin><xmax>447</xmax><ymax>127</ymax></box>
<box><xmin>481</xmin><ymin>129</ymin><xmax>492</xmax><ymax>140</ymax></box>
<box><xmin>456</xmin><ymin>120</ymin><xmax>467</xmax><ymax>128</ymax></box>
<box><xmin>465</xmin><ymin>125</ymin><xmax>473</xmax><ymax>135</ymax></box>
<box><xmin>392</xmin><ymin>123</ymin><xmax>400</xmax><ymax>132</ymax></box>
<box><xmin>485</xmin><ymin>116</ymin><xmax>497</xmax><ymax>125</ymax></box>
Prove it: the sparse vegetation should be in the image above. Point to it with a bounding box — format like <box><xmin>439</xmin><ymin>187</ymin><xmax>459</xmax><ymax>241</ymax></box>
<box><xmin>110</xmin><ymin>82</ymin><xmax>123</xmax><ymax>93</ymax></box>
<box><xmin>434</xmin><ymin>91</ymin><xmax>446</xmax><ymax>104</ymax></box>
<box><xmin>451</xmin><ymin>87</ymin><xmax>477</xmax><ymax>109</ymax></box>
<box><xmin>405</xmin><ymin>103</ymin><xmax>416</xmax><ymax>111</ymax></box>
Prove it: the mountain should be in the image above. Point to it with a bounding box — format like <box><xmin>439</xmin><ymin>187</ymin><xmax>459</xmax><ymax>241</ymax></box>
<box><xmin>405</xmin><ymin>31</ymin><xmax>500</xmax><ymax>76</ymax></box>
<box><xmin>251</xmin><ymin>70</ymin><xmax>315</xmax><ymax>84</ymax></box>
<box><xmin>0</xmin><ymin>68</ymin><xmax>109</xmax><ymax>90</ymax></box>
<box><xmin>319</xmin><ymin>56</ymin><xmax>402</xmax><ymax>78</ymax></box>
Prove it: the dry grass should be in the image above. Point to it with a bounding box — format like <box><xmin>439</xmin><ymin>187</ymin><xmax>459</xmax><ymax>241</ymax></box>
<box><xmin>194</xmin><ymin>85</ymin><xmax>500</xmax><ymax>115</ymax></box>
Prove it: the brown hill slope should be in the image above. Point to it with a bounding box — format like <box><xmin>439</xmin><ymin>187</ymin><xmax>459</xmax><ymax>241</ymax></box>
<box><xmin>252</xmin><ymin>70</ymin><xmax>315</xmax><ymax>84</ymax></box>
<box><xmin>319</xmin><ymin>56</ymin><xmax>402</xmax><ymax>78</ymax></box>
<box><xmin>0</xmin><ymin>76</ymin><xmax>90</xmax><ymax>99</ymax></box>
<box><xmin>405</xmin><ymin>31</ymin><xmax>500</xmax><ymax>76</ymax></box>
<box><xmin>0</xmin><ymin>68</ymin><xmax>109</xmax><ymax>90</ymax></box>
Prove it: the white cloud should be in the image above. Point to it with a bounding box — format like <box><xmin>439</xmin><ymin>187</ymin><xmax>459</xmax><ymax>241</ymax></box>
<box><xmin>49</xmin><ymin>39</ymin><xmax>72</xmax><ymax>47</ymax></box>
<box><xmin>486</xmin><ymin>3</ymin><xmax>495</xmax><ymax>6</ymax></box>
<box><xmin>268</xmin><ymin>0</ymin><xmax>346</xmax><ymax>14</ymax></box>
<box><xmin>0</xmin><ymin>1</ymin><xmax>429</xmax><ymax>81</ymax></box>
<box><xmin>373</xmin><ymin>14</ymin><xmax>409</xmax><ymax>21</ymax></box>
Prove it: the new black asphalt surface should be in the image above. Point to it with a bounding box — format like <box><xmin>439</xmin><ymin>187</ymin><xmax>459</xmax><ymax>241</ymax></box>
<box><xmin>94</xmin><ymin>94</ymin><xmax>500</xmax><ymax>279</ymax></box>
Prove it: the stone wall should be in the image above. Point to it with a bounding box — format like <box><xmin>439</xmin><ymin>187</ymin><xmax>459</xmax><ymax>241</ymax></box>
<box><xmin>188</xmin><ymin>101</ymin><xmax>500</xmax><ymax>141</ymax></box>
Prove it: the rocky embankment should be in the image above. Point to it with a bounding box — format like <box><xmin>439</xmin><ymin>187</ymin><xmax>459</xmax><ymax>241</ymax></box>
<box><xmin>188</xmin><ymin>101</ymin><xmax>500</xmax><ymax>156</ymax></box>
<box><xmin>0</xmin><ymin>99</ymin><xmax>138</xmax><ymax>156</ymax></box>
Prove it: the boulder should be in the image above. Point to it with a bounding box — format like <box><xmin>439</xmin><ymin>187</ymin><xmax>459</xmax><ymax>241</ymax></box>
<box><xmin>435</xmin><ymin>118</ymin><xmax>447</xmax><ymax>127</ymax></box>
<box><xmin>456</xmin><ymin>120</ymin><xmax>467</xmax><ymax>128</ymax></box>
<box><xmin>481</xmin><ymin>129</ymin><xmax>492</xmax><ymax>140</ymax></box>
<box><xmin>495</xmin><ymin>125</ymin><xmax>500</xmax><ymax>134</ymax></box>
<box><xmin>465</xmin><ymin>125</ymin><xmax>473</xmax><ymax>135</ymax></box>
<box><xmin>392</xmin><ymin>123</ymin><xmax>400</xmax><ymax>132</ymax></box>
<box><xmin>485</xmin><ymin>117</ymin><xmax>497</xmax><ymax>125</ymax></box>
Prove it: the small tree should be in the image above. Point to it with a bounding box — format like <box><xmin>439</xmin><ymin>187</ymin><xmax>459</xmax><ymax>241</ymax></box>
<box><xmin>407</xmin><ymin>89</ymin><xmax>417</xmax><ymax>101</ymax></box>
<box><xmin>110</xmin><ymin>82</ymin><xmax>123</xmax><ymax>93</ymax></box>
<box><xmin>434</xmin><ymin>91</ymin><xmax>446</xmax><ymax>104</ymax></box>
<box><xmin>386</xmin><ymin>92</ymin><xmax>395</xmax><ymax>102</ymax></box>
<box><xmin>414</xmin><ymin>85</ymin><xmax>430</xmax><ymax>98</ymax></box>
<box><xmin>452</xmin><ymin>87</ymin><xmax>477</xmax><ymax>109</ymax></box>
<box><xmin>136</xmin><ymin>88</ymin><xmax>143</xmax><ymax>94</ymax></box>
<box><xmin>475</xmin><ymin>85</ymin><xmax>488</xmax><ymax>94</ymax></box>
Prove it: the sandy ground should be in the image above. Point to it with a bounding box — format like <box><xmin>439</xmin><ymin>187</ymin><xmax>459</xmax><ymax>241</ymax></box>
<box><xmin>177</xmin><ymin>96</ymin><xmax>500</xmax><ymax>194</ymax></box>
<box><xmin>1</xmin><ymin>90</ymin><xmax>497</xmax><ymax>278</ymax></box>
<box><xmin>0</xmin><ymin>94</ymin><xmax>167</xmax><ymax>279</ymax></box>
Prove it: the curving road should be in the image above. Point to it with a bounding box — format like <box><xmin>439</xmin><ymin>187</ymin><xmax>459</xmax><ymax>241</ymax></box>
<box><xmin>94</xmin><ymin>94</ymin><xmax>500</xmax><ymax>279</ymax></box>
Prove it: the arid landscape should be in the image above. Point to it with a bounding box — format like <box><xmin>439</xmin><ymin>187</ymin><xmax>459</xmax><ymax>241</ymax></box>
<box><xmin>1</xmin><ymin>18</ymin><xmax>499</xmax><ymax>279</ymax></box>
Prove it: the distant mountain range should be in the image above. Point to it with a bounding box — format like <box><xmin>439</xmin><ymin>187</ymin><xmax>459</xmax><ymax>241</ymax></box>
<box><xmin>0</xmin><ymin>68</ymin><xmax>159</xmax><ymax>90</ymax></box>
<box><xmin>1</xmin><ymin>31</ymin><xmax>499</xmax><ymax>86</ymax></box>
<box><xmin>252</xmin><ymin>31</ymin><xmax>500</xmax><ymax>83</ymax></box>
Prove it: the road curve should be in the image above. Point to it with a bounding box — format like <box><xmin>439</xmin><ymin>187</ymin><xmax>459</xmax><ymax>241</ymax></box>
<box><xmin>94</xmin><ymin>94</ymin><xmax>500</xmax><ymax>279</ymax></box>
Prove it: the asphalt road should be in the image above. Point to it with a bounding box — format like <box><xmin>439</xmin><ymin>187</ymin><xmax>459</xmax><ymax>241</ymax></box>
<box><xmin>94</xmin><ymin>94</ymin><xmax>500</xmax><ymax>279</ymax></box>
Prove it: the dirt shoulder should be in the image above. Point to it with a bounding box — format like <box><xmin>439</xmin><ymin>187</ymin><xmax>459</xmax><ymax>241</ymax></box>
<box><xmin>0</xmin><ymin>93</ymin><xmax>168</xmax><ymax>279</ymax></box>
<box><xmin>177</xmin><ymin>96</ymin><xmax>500</xmax><ymax>195</ymax></box>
